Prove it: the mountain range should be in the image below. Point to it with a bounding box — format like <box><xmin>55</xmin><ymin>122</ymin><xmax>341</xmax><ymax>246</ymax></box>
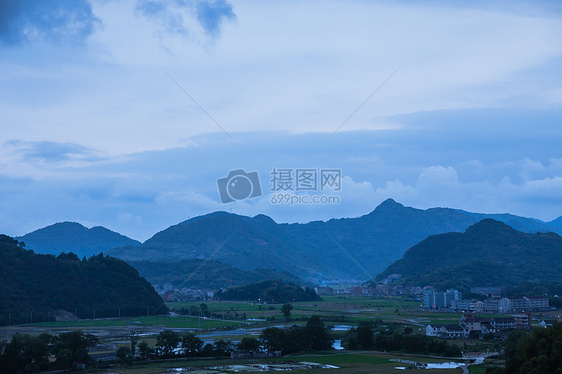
<box><xmin>106</xmin><ymin>199</ymin><xmax>562</xmax><ymax>281</ymax></box>
<box><xmin>377</xmin><ymin>219</ymin><xmax>562</xmax><ymax>290</ymax></box>
<box><xmin>14</xmin><ymin>199</ymin><xmax>562</xmax><ymax>282</ymax></box>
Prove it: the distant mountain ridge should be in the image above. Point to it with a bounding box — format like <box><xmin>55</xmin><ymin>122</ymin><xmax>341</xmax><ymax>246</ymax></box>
<box><xmin>16</xmin><ymin>222</ymin><xmax>141</xmax><ymax>258</ymax></box>
<box><xmin>105</xmin><ymin>199</ymin><xmax>562</xmax><ymax>281</ymax></box>
<box><xmin>377</xmin><ymin>219</ymin><xmax>562</xmax><ymax>289</ymax></box>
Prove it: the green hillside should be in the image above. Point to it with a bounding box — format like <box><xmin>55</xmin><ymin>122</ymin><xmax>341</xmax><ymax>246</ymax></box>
<box><xmin>0</xmin><ymin>235</ymin><xmax>166</xmax><ymax>326</ymax></box>
<box><xmin>377</xmin><ymin>219</ymin><xmax>562</xmax><ymax>288</ymax></box>
<box><xmin>129</xmin><ymin>259</ymin><xmax>307</xmax><ymax>289</ymax></box>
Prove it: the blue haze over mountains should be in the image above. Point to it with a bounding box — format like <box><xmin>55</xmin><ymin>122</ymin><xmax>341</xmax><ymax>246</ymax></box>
<box><xmin>17</xmin><ymin>199</ymin><xmax>562</xmax><ymax>282</ymax></box>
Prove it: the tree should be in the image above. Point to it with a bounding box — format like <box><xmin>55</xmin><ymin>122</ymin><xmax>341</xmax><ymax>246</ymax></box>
<box><xmin>305</xmin><ymin>315</ymin><xmax>333</xmax><ymax>351</ymax></box>
<box><xmin>55</xmin><ymin>349</ymin><xmax>72</xmax><ymax>370</ymax></box>
<box><xmin>156</xmin><ymin>330</ymin><xmax>181</xmax><ymax>357</ymax></box>
<box><xmin>130</xmin><ymin>331</ymin><xmax>139</xmax><ymax>358</ymax></box>
<box><xmin>21</xmin><ymin>334</ymin><xmax>50</xmax><ymax>372</ymax></box>
<box><xmin>356</xmin><ymin>321</ymin><xmax>375</xmax><ymax>350</ymax></box>
<box><xmin>2</xmin><ymin>333</ymin><xmax>27</xmax><ymax>373</ymax></box>
<box><xmin>52</xmin><ymin>330</ymin><xmax>98</xmax><ymax>367</ymax></box>
<box><xmin>137</xmin><ymin>341</ymin><xmax>152</xmax><ymax>360</ymax></box>
<box><xmin>201</xmin><ymin>344</ymin><xmax>214</xmax><ymax>357</ymax></box>
<box><xmin>260</xmin><ymin>327</ymin><xmax>287</xmax><ymax>352</ymax></box>
<box><xmin>116</xmin><ymin>346</ymin><xmax>131</xmax><ymax>365</ymax></box>
<box><xmin>237</xmin><ymin>337</ymin><xmax>260</xmax><ymax>352</ymax></box>
<box><xmin>213</xmin><ymin>339</ymin><xmax>235</xmax><ymax>356</ymax></box>
<box><xmin>181</xmin><ymin>333</ymin><xmax>203</xmax><ymax>357</ymax></box>
<box><xmin>281</xmin><ymin>303</ymin><xmax>293</xmax><ymax>321</ymax></box>
<box><xmin>504</xmin><ymin>322</ymin><xmax>562</xmax><ymax>374</ymax></box>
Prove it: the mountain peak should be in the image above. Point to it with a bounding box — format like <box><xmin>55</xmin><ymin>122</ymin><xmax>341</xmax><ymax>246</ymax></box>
<box><xmin>465</xmin><ymin>218</ymin><xmax>512</xmax><ymax>233</ymax></box>
<box><xmin>48</xmin><ymin>221</ymin><xmax>87</xmax><ymax>229</ymax></box>
<box><xmin>374</xmin><ymin>198</ymin><xmax>404</xmax><ymax>212</ymax></box>
<box><xmin>17</xmin><ymin>221</ymin><xmax>140</xmax><ymax>257</ymax></box>
<box><xmin>252</xmin><ymin>214</ymin><xmax>277</xmax><ymax>225</ymax></box>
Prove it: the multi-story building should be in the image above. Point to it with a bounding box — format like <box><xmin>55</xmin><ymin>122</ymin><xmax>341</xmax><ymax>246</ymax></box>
<box><xmin>446</xmin><ymin>289</ymin><xmax>462</xmax><ymax>307</ymax></box>
<box><xmin>451</xmin><ymin>299</ymin><xmax>472</xmax><ymax>311</ymax></box>
<box><xmin>497</xmin><ymin>296</ymin><xmax>549</xmax><ymax>313</ymax></box>
<box><xmin>424</xmin><ymin>289</ymin><xmax>462</xmax><ymax>309</ymax></box>
<box><xmin>470</xmin><ymin>300</ymin><xmax>484</xmax><ymax>313</ymax></box>
<box><xmin>510</xmin><ymin>297</ymin><xmax>528</xmax><ymax>311</ymax></box>
<box><xmin>525</xmin><ymin>296</ymin><xmax>549</xmax><ymax>310</ymax></box>
<box><xmin>499</xmin><ymin>298</ymin><xmax>512</xmax><ymax>313</ymax></box>
<box><xmin>483</xmin><ymin>298</ymin><xmax>500</xmax><ymax>312</ymax></box>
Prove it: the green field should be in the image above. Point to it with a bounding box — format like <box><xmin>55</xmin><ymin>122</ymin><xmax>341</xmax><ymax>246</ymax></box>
<box><xmin>167</xmin><ymin>295</ymin><xmax>425</xmax><ymax>324</ymax></box>
<box><xmin>30</xmin><ymin>315</ymin><xmax>242</xmax><ymax>329</ymax></box>
<box><xmin>2</xmin><ymin>295</ymin><xmax>509</xmax><ymax>374</ymax></box>
<box><xmin>83</xmin><ymin>351</ymin><xmax>465</xmax><ymax>374</ymax></box>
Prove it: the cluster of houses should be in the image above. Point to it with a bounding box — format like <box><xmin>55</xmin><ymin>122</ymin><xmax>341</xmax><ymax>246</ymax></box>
<box><xmin>153</xmin><ymin>283</ymin><xmax>214</xmax><ymax>301</ymax></box>
<box><xmin>425</xmin><ymin>312</ymin><xmax>559</xmax><ymax>339</ymax></box>
<box><xmin>423</xmin><ymin>288</ymin><xmax>550</xmax><ymax>313</ymax></box>
<box><xmin>315</xmin><ymin>284</ymin><xmax>425</xmax><ymax>297</ymax></box>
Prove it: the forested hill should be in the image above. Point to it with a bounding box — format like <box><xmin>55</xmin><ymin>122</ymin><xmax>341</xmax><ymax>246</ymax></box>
<box><xmin>16</xmin><ymin>221</ymin><xmax>141</xmax><ymax>258</ymax></box>
<box><xmin>130</xmin><ymin>259</ymin><xmax>307</xmax><ymax>289</ymax></box>
<box><xmin>0</xmin><ymin>235</ymin><xmax>166</xmax><ymax>326</ymax></box>
<box><xmin>377</xmin><ymin>219</ymin><xmax>562</xmax><ymax>289</ymax></box>
<box><xmin>215</xmin><ymin>279</ymin><xmax>321</xmax><ymax>303</ymax></box>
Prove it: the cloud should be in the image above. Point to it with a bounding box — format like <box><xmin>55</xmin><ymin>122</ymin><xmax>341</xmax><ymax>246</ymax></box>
<box><xmin>0</xmin><ymin>0</ymin><xmax>101</xmax><ymax>45</ymax></box>
<box><xmin>5</xmin><ymin>140</ymin><xmax>105</xmax><ymax>164</ymax></box>
<box><xmin>195</xmin><ymin>0</ymin><xmax>236</xmax><ymax>37</ymax></box>
<box><xmin>417</xmin><ymin>166</ymin><xmax>459</xmax><ymax>188</ymax></box>
<box><xmin>135</xmin><ymin>0</ymin><xmax>235</xmax><ymax>38</ymax></box>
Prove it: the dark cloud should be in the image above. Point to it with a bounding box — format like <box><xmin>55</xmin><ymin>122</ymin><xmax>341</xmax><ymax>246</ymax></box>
<box><xmin>0</xmin><ymin>0</ymin><xmax>100</xmax><ymax>45</ymax></box>
<box><xmin>6</xmin><ymin>140</ymin><xmax>104</xmax><ymax>163</ymax></box>
<box><xmin>135</xmin><ymin>0</ymin><xmax>235</xmax><ymax>37</ymax></box>
<box><xmin>135</xmin><ymin>0</ymin><xmax>189</xmax><ymax>35</ymax></box>
<box><xmin>195</xmin><ymin>0</ymin><xmax>236</xmax><ymax>37</ymax></box>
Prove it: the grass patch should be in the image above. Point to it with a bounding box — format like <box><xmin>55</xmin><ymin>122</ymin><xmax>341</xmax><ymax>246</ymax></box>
<box><xmin>32</xmin><ymin>315</ymin><xmax>242</xmax><ymax>329</ymax></box>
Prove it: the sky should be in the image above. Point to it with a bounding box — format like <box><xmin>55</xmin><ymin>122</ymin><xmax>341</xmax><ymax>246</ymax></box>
<box><xmin>1</xmin><ymin>0</ymin><xmax>562</xmax><ymax>241</ymax></box>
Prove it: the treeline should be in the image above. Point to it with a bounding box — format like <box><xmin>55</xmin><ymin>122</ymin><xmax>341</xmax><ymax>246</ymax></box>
<box><xmin>504</xmin><ymin>281</ymin><xmax>562</xmax><ymax>297</ymax></box>
<box><xmin>343</xmin><ymin>320</ymin><xmax>461</xmax><ymax>357</ymax></box>
<box><xmin>214</xmin><ymin>279</ymin><xmax>321</xmax><ymax>303</ymax></box>
<box><xmin>0</xmin><ymin>330</ymin><xmax>98</xmax><ymax>373</ymax></box>
<box><xmin>123</xmin><ymin>315</ymin><xmax>334</xmax><ymax>362</ymax></box>
<box><xmin>0</xmin><ymin>235</ymin><xmax>167</xmax><ymax>325</ymax></box>
<box><xmin>487</xmin><ymin>322</ymin><xmax>562</xmax><ymax>374</ymax></box>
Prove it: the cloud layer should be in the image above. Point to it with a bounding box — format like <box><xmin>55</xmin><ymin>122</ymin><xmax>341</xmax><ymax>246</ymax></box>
<box><xmin>0</xmin><ymin>1</ymin><xmax>561</xmax><ymax>241</ymax></box>
<box><xmin>3</xmin><ymin>106</ymin><xmax>562</xmax><ymax>241</ymax></box>
<box><xmin>0</xmin><ymin>0</ymin><xmax>100</xmax><ymax>45</ymax></box>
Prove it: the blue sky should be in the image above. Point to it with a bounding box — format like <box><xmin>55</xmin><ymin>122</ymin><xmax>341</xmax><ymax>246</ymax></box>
<box><xmin>1</xmin><ymin>0</ymin><xmax>562</xmax><ymax>241</ymax></box>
